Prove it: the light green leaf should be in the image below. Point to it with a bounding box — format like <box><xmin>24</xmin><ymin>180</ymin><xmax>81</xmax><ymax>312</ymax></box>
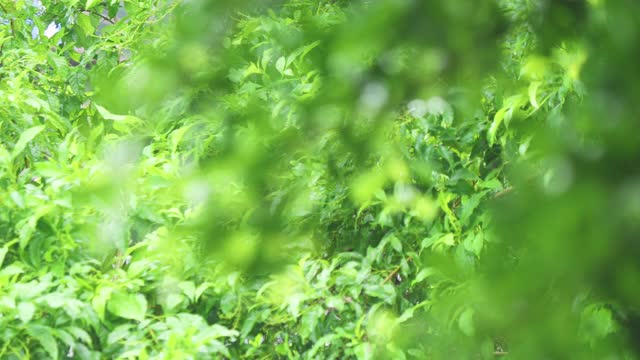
<box><xmin>397</xmin><ymin>307</ymin><xmax>415</xmax><ymax>324</ymax></box>
<box><xmin>353</xmin><ymin>342</ymin><xmax>374</xmax><ymax>360</ymax></box>
<box><xmin>460</xmin><ymin>193</ymin><xmax>483</xmax><ymax>223</ymax></box>
<box><xmin>171</xmin><ymin>124</ymin><xmax>192</xmax><ymax>153</ymax></box>
<box><xmin>76</xmin><ymin>13</ymin><xmax>95</xmax><ymax>36</ymax></box>
<box><xmin>18</xmin><ymin>207</ymin><xmax>51</xmax><ymax>249</ymax></box>
<box><xmin>12</xmin><ymin>125</ymin><xmax>44</xmax><ymax>158</ymax></box>
<box><xmin>86</xmin><ymin>0</ymin><xmax>100</xmax><ymax>10</ymax></box>
<box><xmin>275</xmin><ymin>56</ymin><xmax>286</xmax><ymax>74</ymax></box>
<box><xmin>27</xmin><ymin>325</ymin><xmax>58</xmax><ymax>359</ymax></box>
<box><xmin>0</xmin><ymin>246</ymin><xmax>7</xmax><ymax>268</ymax></box>
<box><xmin>580</xmin><ymin>305</ymin><xmax>616</xmax><ymax>341</ymax></box>
<box><xmin>260</xmin><ymin>48</ymin><xmax>274</xmax><ymax>69</ymax></box>
<box><xmin>107</xmin><ymin>325</ymin><xmax>133</xmax><ymax>345</ymax></box>
<box><xmin>68</xmin><ymin>327</ymin><xmax>92</xmax><ymax>344</ymax></box>
<box><xmin>18</xmin><ymin>302</ymin><xmax>36</xmax><ymax>323</ymax></box>
<box><xmin>463</xmin><ymin>231</ymin><xmax>484</xmax><ymax>257</ymax></box>
<box><xmin>164</xmin><ymin>293</ymin><xmax>184</xmax><ymax>311</ymax></box>
<box><xmin>458</xmin><ymin>308</ymin><xmax>475</xmax><ymax>336</ymax></box>
<box><xmin>179</xmin><ymin>281</ymin><xmax>196</xmax><ymax>302</ymax></box>
<box><xmin>286</xmin><ymin>40</ymin><xmax>320</xmax><ymax>65</ymax></box>
<box><xmin>208</xmin><ymin>323</ymin><xmax>240</xmax><ymax>338</ymax></box>
<box><xmin>488</xmin><ymin>95</ymin><xmax>527</xmax><ymax>145</ymax></box>
<box><xmin>478</xmin><ymin>178</ymin><xmax>502</xmax><ymax>190</ymax></box>
<box><xmin>364</xmin><ymin>283</ymin><xmax>395</xmax><ymax>304</ymax></box>
<box><xmin>107</xmin><ymin>292</ymin><xmax>147</xmax><ymax>321</ymax></box>
<box><xmin>388</xmin><ymin>234</ymin><xmax>402</xmax><ymax>253</ymax></box>
<box><xmin>94</xmin><ymin>104</ymin><xmax>143</xmax><ymax>133</ymax></box>
<box><xmin>42</xmin><ymin>292</ymin><xmax>66</xmax><ymax>308</ymax></box>
<box><xmin>94</xmin><ymin>104</ymin><xmax>133</xmax><ymax>121</ymax></box>
<box><xmin>488</xmin><ymin>107</ymin><xmax>506</xmax><ymax>146</ymax></box>
<box><xmin>299</xmin><ymin>306</ymin><xmax>322</xmax><ymax>341</ymax></box>
<box><xmin>529</xmin><ymin>81</ymin><xmax>542</xmax><ymax>109</ymax></box>
<box><xmin>435</xmin><ymin>233</ymin><xmax>455</xmax><ymax>247</ymax></box>
<box><xmin>92</xmin><ymin>287</ymin><xmax>113</xmax><ymax>321</ymax></box>
<box><xmin>94</xmin><ymin>104</ymin><xmax>125</xmax><ymax>121</ymax></box>
<box><xmin>411</xmin><ymin>267</ymin><xmax>436</xmax><ymax>286</ymax></box>
<box><xmin>520</xmin><ymin>56</ymin><xmax>548</xmax><ymax>80</ymax></box>
<box><xmin>195</xmin><ymin>282</ymin><xmax>212</xmax><ymax>301</ymax></box>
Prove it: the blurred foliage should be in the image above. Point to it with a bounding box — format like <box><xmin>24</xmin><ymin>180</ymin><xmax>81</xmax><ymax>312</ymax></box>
<box><xmin>1</xmin><ymin>0</ymin><xmax>639</xmax><ymax>358</ymax></box>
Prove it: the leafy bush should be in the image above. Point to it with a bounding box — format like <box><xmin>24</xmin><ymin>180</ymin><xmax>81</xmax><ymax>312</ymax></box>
<box><xmin>1</xmin><ymin>0</ymin><xmax>639</xmax><ymax>359</ymax></box>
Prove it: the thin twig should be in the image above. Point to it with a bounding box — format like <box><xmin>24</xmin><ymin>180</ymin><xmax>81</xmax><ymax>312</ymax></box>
<box><xmin>493</xmin><ymin>172</ymin><xmax>542</xmax><ymax>199</ymax></box>
<box><xmin>0</xmin><ymin>2</ymin><xmax>15</xmax><ymax>34</ymax></box>
<box><xmin>86</xmin><ymin>10</ymin><xmax>116</xmax><ymax>24</ymax></box>
<box><xmin>382</xmin><ymin>256</ymin><xmax>412</xmax><ymax>284</ymax></box>
<box><xmin>493</xmin><ymin>186</ymin><xmax>515</xmax><ymax>198</ymax></box>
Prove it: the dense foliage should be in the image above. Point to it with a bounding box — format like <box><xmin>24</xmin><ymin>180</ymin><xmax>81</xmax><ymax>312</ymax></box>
<box><xmin>1</xmin><ymin>0</ymin><xmax>639</xmax><ymax>358</ymax></box>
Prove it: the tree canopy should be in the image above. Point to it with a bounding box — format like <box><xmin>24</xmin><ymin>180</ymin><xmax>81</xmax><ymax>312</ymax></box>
<box><xmin>1</xmin><ymin>0</ymin><xmax>639</xmax><ymax>358</ymax></box>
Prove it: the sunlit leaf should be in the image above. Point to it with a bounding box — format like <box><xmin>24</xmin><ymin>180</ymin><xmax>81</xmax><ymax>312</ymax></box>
<box><xmin>12</xmin><ymin>125</ymin><xmax>44</xmax><ymax>158</ymax></box>
<box><xmin>107</xmin><ymin>292</ymin><xmax>147</xmax><ymax>321</ymax></box>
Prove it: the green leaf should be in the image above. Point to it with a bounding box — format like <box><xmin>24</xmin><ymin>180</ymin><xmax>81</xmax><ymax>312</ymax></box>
<box><xmin>86</xmin><ymin>0</ymin><xmax>101</xmax><ymax>10</ymax></box>
<box><xmin>435</xmin><ymin>233</ymin><xmax>455</xmax><ymax>247</ymax></box>
<box><xmin>529</xmin><ymin>81</ymin><xmax>542</xmax><ymax>109</ymax></box>
<box><xmin>299</xmin><ymin>306</ymin><xmax>322</xmax><ymax>341</ymax></box>
<box><xmin>353</xmin><ymin>342</ymin><xmax>374</xmax><ymax>360</ymax></box>
<box><xmin>178</xmin><ymin>281</ymin><xmax>196</xmax><ymax>302</ymax></box>
<box><xmin>421</xmin><ymin>236</ymin><xmax>435</xmax><ymax>250</ymax></box>
<box><xmin>68</xmin><ymin>327</ymin><xmax>92</xmax><ymax>345</ymax></box>
<box><xmin>0</xmin><ymin>246</ymin><xmax>8</xmax><ymax>268</ymax></box>
<box><xmin>12</xmin><ymin>125</ymin><xmax>44</xmax><ymax>158</ymax></box>
<box><xmin>275</xmin><ymin>56</ymin><xmax>286</xmax><ymax>74</ymax></box>
<box><xmin>458</xmin><ymin>308</ymin><xmax>475</xmax><ymax>336</ymax></box>
<box><xmin>463</xmin><ymin>231</ymin><xmax>484</xmax><ymax>257</ymax></box>
<box><xmin>397</xmin><ymin>307</ymin><xmax>415</xmax><ymax>324</ymax></box>
<box><xmin>27</xmin><ymin>325</ymin><xmax>58</xmax><ymax>359</ymax></box>
<box><xmin>92</xmin><ymin>287</ymin><xmax>113</xmax><ymax>321</ymax></box>
<box><xmin>388</xmin><ymin>234</ymin><xmax>402</xmax><ymax>253</ymax></box>
<box><xmin>195</xmin><ymin>282</ymin><xmax>211</xmax><ymax>301</ymax></box>
<box><xmin>18</xmin><ymin>302</ymin><xmax>36</xmax><ymax>323</ymax></box>
<box><xmin>488</xmin><ymin>107</ymin><xmax>506</xmax><ymax>146</ymax></box>
<box><xmin>411</xmin><ymin>267</ymin><xmax>436</xmax><ymax>286</ymax></box>
<box><xmin>459</xmin><ymin>193</ymin><xmax>483</xmax><ymax>223</ymax></box>
<box><xmin>364</xmin><ymin>283</ymin><xmax>395</xmax><ymax>304</ymax></box>
<box><xmin>107</xmin><ymin>325</ymin><xmax>133</xmax><ymax>345</ymax></box>
<box><xmin>478</xmin><ymin>178</ymin><xmax>502</xmax><ymax>190</ymax></box>
<box><xmin>488</xmin><ymin>94</ymin><xmax>527</xmax><ymax>145</ymax></box>
<box><xmin>287</xmin><ymin>40</ymin><xmax>321</xmax><ymax>65</ymax></box>
<box><xmin>580</xmin><ymin>305</ymin><xmax>616</xmax><ymax>341</ymax></box>
<box><xmin>18</xmin><ymin>207</ymin><xmax>51</xmax><ymax>249</ymax></box>
<box><xmin>94</xmin><ymin>104</ymin><xmax>143</xmax><ymax>133</ymax></box>
<box><xmin>164</xmin><ymin>293</ymin><xmax>184</xmax><ymax>311</ymax></box>
<box><xmin>42</xmin><ymin>293</ymin><xmax>66</xmax><ymax>308</ymax></box>
<box><xmin>520</xmin><ymin>56</ymin><xmax>548</xmax><ymax>80</ymax></box>
<box><xmin>107</xmin><ymin>291</ymin><xmax>147</xmax><ymax>321</ymax></box>
<box><xmin>94</xmin><ymin>104</ymin><xmax>136</xmax><ymax>122</ymax></box>
<box><xmin>76</xmin><ymin>13</ymin><xmax>95</xmax><ymax>36</ymax></box>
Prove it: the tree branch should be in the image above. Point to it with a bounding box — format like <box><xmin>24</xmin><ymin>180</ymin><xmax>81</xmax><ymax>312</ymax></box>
<box><xmin>86</xmin><ymin>10</ymin><xmax>116</xmax><ymax>24</ymax></box>
<box><xmin>383</xmin><ymin>256</ymin><xmax>412</xmax><ymax>284</ymax></box>
<box><xmin>0</xmin><ymin>2</ymin><xmax>15</xmax><ymax>35</ymax></box>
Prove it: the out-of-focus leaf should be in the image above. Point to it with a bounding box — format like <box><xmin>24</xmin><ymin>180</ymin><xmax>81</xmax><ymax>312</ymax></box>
<box><xmin>86</xmin><ymin>0</ymin><xmax>100</xmax><ymax>10</ymax></box>
<box><xmin>26</xmin><ymin>325</ymin><xmax>58</xmax><ymax>359</ymax></box>
<box><xmin>18</xmin><ymin>302</ymin><xmax>36</xmax><ymax>323</ymax></box>
<box><xmin>12</xmin><ymin>125</ymin><xmax>44</xmax><ymax>158</ymax></box>
<box><xmin>107</xmin><ymin>292</ymin><xmax>147</xmax><ymax>321</ymax></box>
